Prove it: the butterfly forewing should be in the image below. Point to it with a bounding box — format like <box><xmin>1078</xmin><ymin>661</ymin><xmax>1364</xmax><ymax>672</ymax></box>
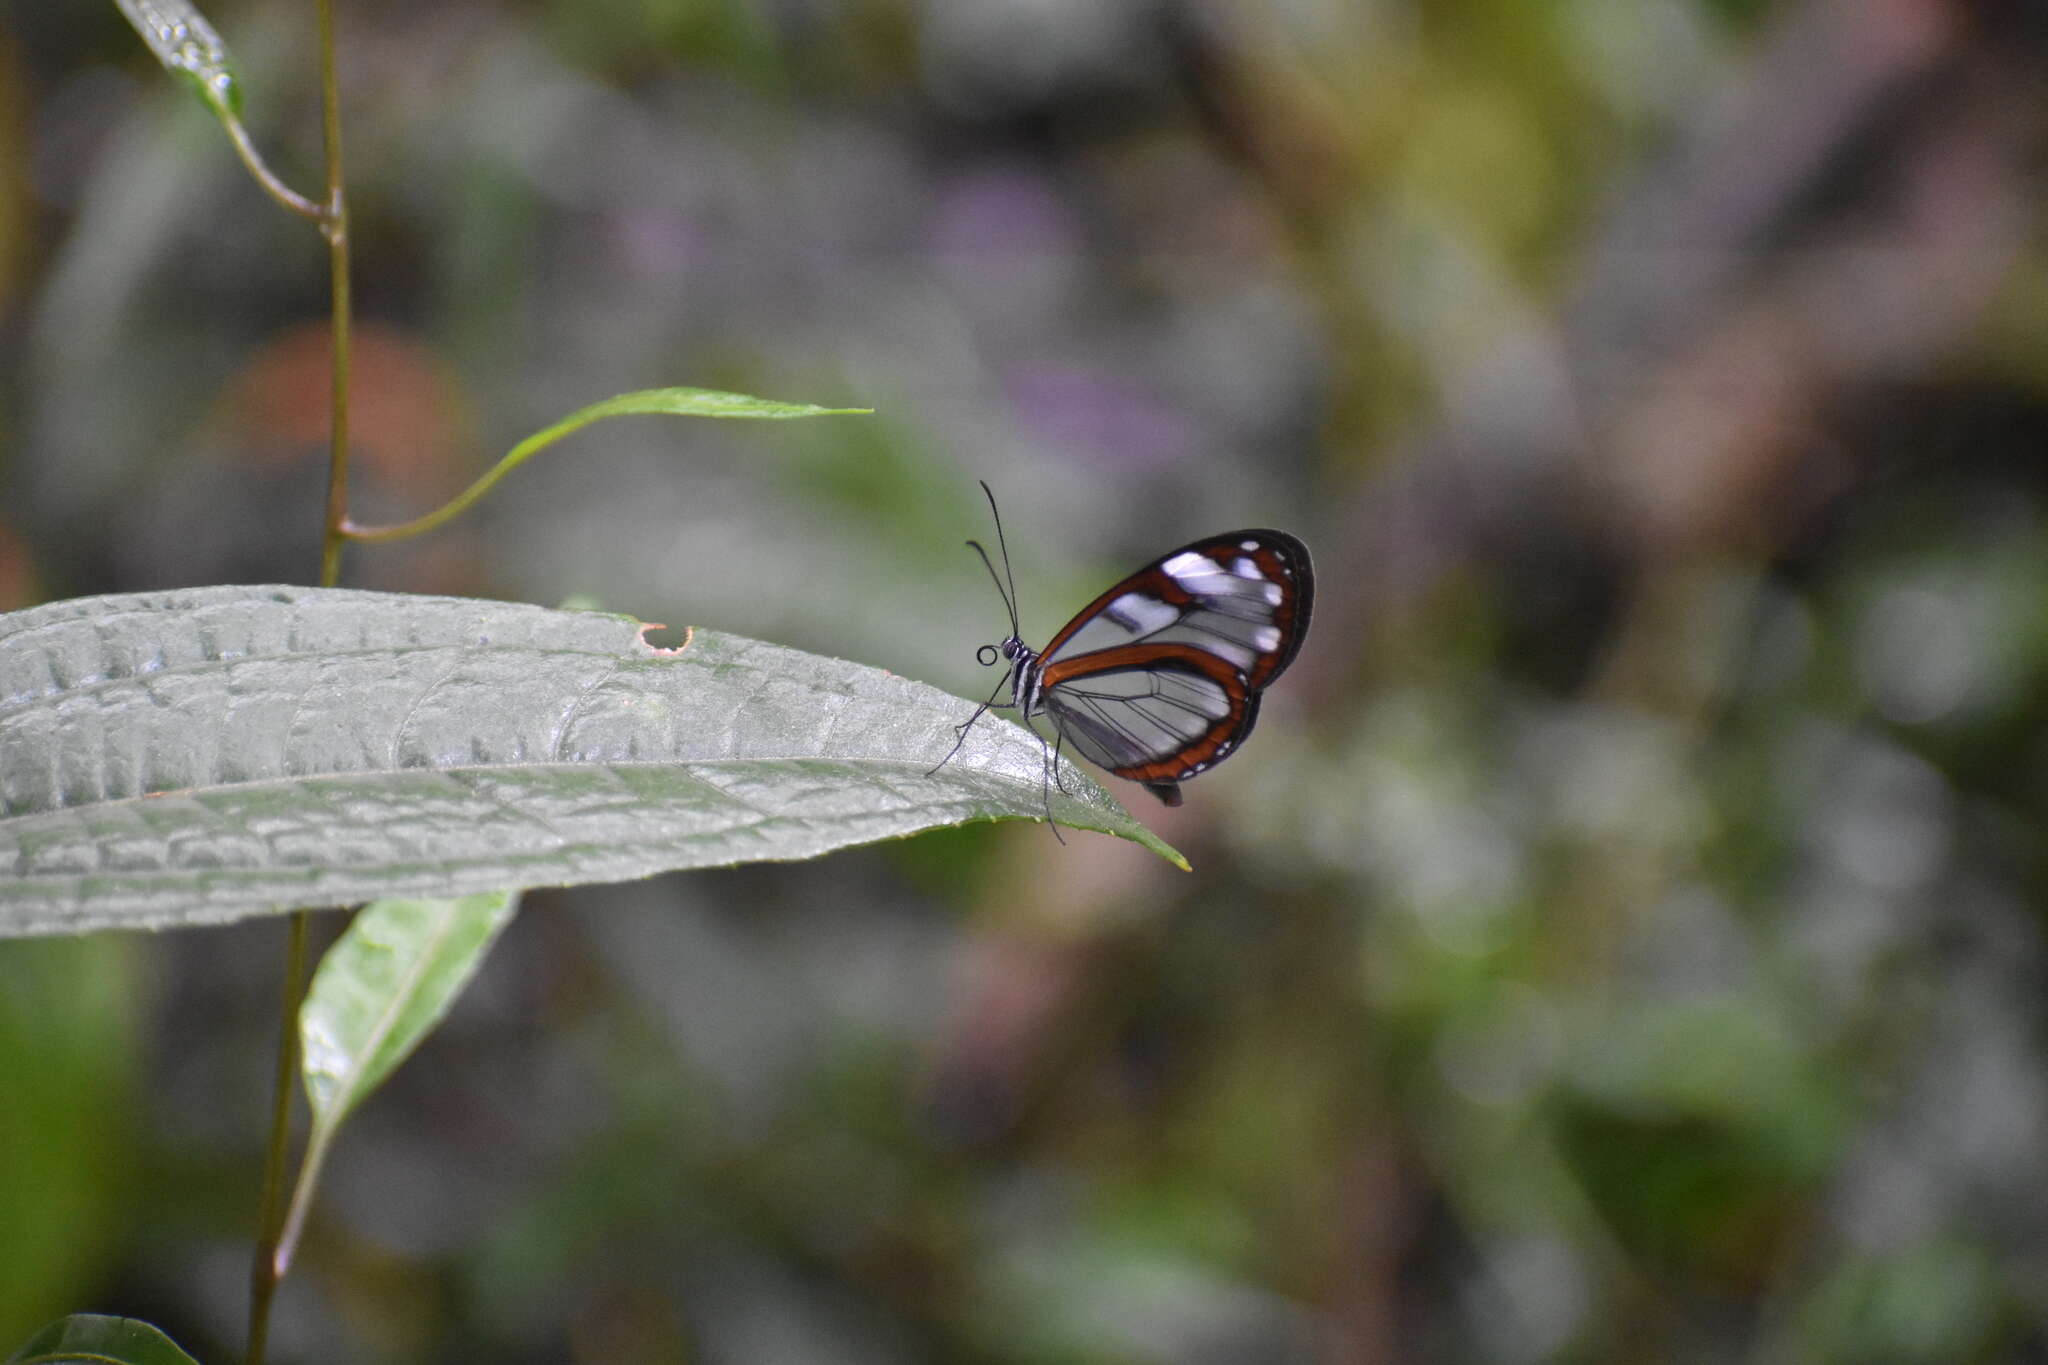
<box><xmin>1034</xmin><ymin>530</ymin><xmax>1312</xmax><ymax>803</ymax></box>
<box><xmin>1040</xmin><ymin>531</ymin><xmax>1312</xmax><ymax>686</ymax></box>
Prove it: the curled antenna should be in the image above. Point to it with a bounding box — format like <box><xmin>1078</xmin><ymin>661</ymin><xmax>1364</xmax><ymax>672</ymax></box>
<box><xmin>967</xmin><ymin>480</ymin><xmax>1022</xmax><ymax>637</ymax></box>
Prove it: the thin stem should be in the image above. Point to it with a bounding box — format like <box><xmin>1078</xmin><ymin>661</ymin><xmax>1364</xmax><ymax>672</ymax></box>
<box><xmin>219</xmin><ymin>112</ymin><xmax>325</xmax><ymax>222</ymax></box>
<box><xmin>270</xmin><ymin>1122</ymin><xmax>337</xmax><ymax>1283</ymax></box>
<box><xmin>337</xmin><ymin>401</ymin><xmax>636</xmax><ymax>544</ymax></box>
<box><xmin>339</xmin><ymin>447</ymin><xmax>529</xmax><ymax>543</ymax></box>
<box><xmin>340</xmin><ymin>472</ymin><xmax>501</xmax><ymax>544</ymax></box>
<box><xmin>316</xmin><ymin>0</ymin><xmax>352</xmax><ymax>589</ymax></box>
<box><xmin>249</xmin><ymin>4</ymin><xmax>351</xmax><ymax>1362</ymax></box>
<box><xmin>245</xmin><ymin>912</ymin><xmax>309</xmax><ymax>1365</ymax></box>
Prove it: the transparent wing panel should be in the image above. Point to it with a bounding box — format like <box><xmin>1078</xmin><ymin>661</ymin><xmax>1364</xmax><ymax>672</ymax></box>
<box><xmin>1042</xmin><ymin>664</ymin><xmax>1232</xmax><ymax>773</ymax></box>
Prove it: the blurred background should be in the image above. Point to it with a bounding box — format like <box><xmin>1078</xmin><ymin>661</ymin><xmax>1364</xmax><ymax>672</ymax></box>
<box><xmin>5</xmin><ymin>0</ymin><xmax>2048</xmax><ymax>1360</ymax></box>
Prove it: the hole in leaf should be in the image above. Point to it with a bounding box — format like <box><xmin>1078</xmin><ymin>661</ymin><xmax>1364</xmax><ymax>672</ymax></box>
<box><xmin>638</xmin><ymin>622</ymin><xmax>693</xmax><ymax>655</ymax></box>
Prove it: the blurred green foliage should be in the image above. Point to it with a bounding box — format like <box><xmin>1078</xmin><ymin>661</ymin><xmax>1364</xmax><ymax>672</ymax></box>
<box><xmin>0</xmin><ymin>939</ymin><xmax>138</xmax><ymax>1347</ymax></box>
<box><xmin>6</xmin><ymin>0</ymin><xmax>2048</xmax><ymax>1361</ymax></box>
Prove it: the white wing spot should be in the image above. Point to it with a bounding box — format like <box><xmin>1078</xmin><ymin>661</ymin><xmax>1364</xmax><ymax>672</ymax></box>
<box><xmin>1162</xmin><ymin>551</ymin><xmax>1216</xmax><ymax>579</ymax></box>
<box><xmin>1240</xmin><ymin>539</ymin><xmax>1259</xmax><ymax>551</ymax></box>
<box><xmin>1254</xmin><ymin>625</ymin><xmax>1282</xmax><ymax>651</ymax></box>
<box><xmin>1262</xmin><ymin>582</ymin><xmax>1283</xmax><ymax>605</ymax></box>
<box><xmin>1107</xmin><ymin>591</ymin><xmax>1181</xmax><ymax>635</ymax></box>
<box><xmin>1231</xmin><ymin>556</ymin><xmax>1262</xmax><ymax>579</ymax></box>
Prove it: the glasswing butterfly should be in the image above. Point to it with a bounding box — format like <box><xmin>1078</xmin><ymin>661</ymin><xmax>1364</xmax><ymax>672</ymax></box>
<box><xmin>931</xmin><ymin>483</ymin><xmax>1313</xmax><ymax>824</ymax></box>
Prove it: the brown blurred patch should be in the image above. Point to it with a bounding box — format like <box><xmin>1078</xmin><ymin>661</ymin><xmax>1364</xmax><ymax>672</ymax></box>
<box><xmin>0</xmin><ymin>36</ymin><xmax>30</xmax><ymax>319</ymax></box>
<box><xmin>0</xmin><ymin>521</ymin><xmax>37</xmax><ymax>610</ymax></box>
<box><xmin>104</xmin><ymin>323</ymin><xmax>487</xmax><ymax>592</ymax></box>
<box><xmin>224</xmin><ymin>321</ymin><xmax>475</xmax><ymax>501</ymax></box>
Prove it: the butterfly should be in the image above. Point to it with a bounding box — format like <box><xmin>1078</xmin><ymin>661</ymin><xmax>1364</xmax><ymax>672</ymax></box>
<box><xmin>931</xmin><ymin>483</ymin><xmax>1313</xmax><ymax>821</ymax></box>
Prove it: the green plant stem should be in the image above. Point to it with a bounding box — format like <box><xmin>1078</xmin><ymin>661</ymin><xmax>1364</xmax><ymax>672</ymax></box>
<box><xmin>316</xmin><ymin>0</ymin><xmax>352</xmax><ymax>588</ymax></box>
<box><xmin>271</xmin><ymin>1124</ymin><xmax>337</xmax><ymax>1283</ymax></box>
<box><xmin>245</xmin><ymin>912</ymin><xmax>308</xmax><ymax>1365</ymax></box>
<box><xmin>339</xmin><ymin>412</ymin><xmax>589</xmax><ymax>543</ymax></box>
<box><xmin>250</xmin><ymin>4</ymin><xmax>351</xmax><ymax>1362</ymax></box>
<box><xmin>220</xmin><ymin>111</ymin><xmax>325</xmax><ymax>222</ymax></box>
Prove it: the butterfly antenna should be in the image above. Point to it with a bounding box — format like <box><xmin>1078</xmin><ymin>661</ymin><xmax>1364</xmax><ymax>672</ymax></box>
<box><xmin>979</xmin><ymin>480</ymin><xmax>1022</xmax><ymax>636</ymax></box>
<box><xmin>965</xmin><ymin>539</ymin><xmax>1018</xmax><ymax>635</ymax></box>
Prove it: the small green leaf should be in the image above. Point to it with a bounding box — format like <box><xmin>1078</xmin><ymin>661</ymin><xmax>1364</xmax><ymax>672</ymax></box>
<box><xmin>271</xmin><ymin>892</ymin><xmax>520</xmax><ymax>1274</ymax></box>
<box><xmin>301</xmin><ymin>893</ymin><xmax>519</xmax><ymax>1132</ymax></box>
<box><xmin>7</xmin><ymin>1314</ymin><xmax>202</xmax><ymax>1365</ymax></box>
<box><xmin>112</xmin><ymin>0</ymin><xmax>242</xmax><ymax>119</ymax></box>
<box><xmin>560</xmin><ymin>387</ymin><xmax>872</xmax><ymax>423</ymax></box>
<box><xmin>0</xmin><ymin>587</ymin><xmax>1185</xmax><ymax>937</ymax></box>
<box><xmin>348</xmin><ymin>386</ymin><xmax>871</xmax><ymax>542</ymax></box>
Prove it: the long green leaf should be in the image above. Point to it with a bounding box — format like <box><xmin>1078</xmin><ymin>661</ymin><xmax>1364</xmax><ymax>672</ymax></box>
<box><xmin>111</xmin><ymin>0</ymin><xmax>242</xmax><ymax>119</ymax></box>
<box><xmin>7</xmin><ymin>1315</ymin><xmax>202</xmax><ymax>1365</ymax></box>
<box><xmin>0</xmin><ymin>587</ymin><xmax>1184</xmax><ymax>936</ymax></box>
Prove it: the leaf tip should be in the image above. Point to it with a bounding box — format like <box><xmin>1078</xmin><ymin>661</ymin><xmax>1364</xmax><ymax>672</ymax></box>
<box><xmin>1123</xmin><ymin>823</ymin><xmax>1190</xmax><ymax>870</ymax></box>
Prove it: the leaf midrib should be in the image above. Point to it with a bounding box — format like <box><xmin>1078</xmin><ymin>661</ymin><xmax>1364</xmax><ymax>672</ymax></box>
<box><xmin>1</xmin><ymin>747</ymin><xmax>1078</xmax><ymax>821</ymax></box>
<box><xmin>0</xmin><ymin>791</ymin><xmax>1026</xmax><ymax>886</ymax></box>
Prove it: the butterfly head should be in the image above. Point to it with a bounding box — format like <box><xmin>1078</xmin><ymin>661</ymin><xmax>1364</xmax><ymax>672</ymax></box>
<box><xmin>975</xmin><ymin>636</ymin><xmax>1029</xmax><ymax>669</ymax></box>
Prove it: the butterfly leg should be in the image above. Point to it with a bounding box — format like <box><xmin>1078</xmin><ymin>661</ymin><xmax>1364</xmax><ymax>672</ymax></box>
<box><xmin>1024</xmin><ymin>719</ymin><xmax>1068</xmax><ymax>845</ymax></box>
<box><xmin>1048</xmin><ymin>729</ymin><xmax>1073</xmax><ymax>798</ymax></box>
<box><xmin>926</xmin><ymin>675</ymin><xmax>1016</xmax><ymax>778</ymax></box>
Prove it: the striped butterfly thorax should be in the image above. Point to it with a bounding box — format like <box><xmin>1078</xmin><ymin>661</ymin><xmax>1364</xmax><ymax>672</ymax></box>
<box><xmin>932</xmin><ymin>485</ymin><xmax>1314</xmax><ymax>817</ymax></box>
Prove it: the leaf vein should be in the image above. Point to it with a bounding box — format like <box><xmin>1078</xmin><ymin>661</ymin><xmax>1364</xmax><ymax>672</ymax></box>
<box><xmin>547</xmin><ymin>657</ymin><xmax>621</xmax><ymax>762</ymax></box>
